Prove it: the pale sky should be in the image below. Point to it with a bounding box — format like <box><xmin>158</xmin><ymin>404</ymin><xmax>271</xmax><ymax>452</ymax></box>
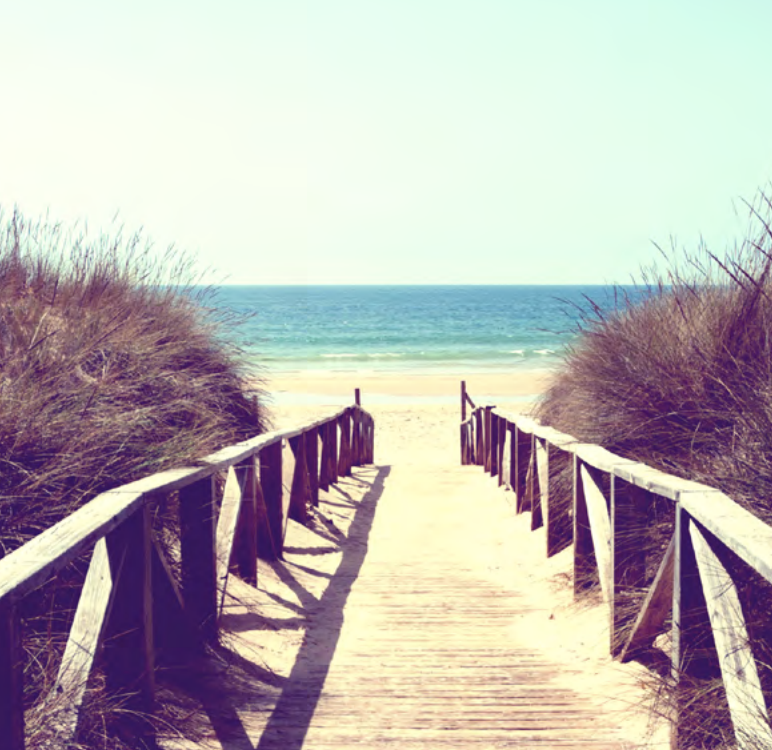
<box><xmin>1</xmin><ymin>1</ymin><xmax>770</xmax><ymax>285</ymax></box>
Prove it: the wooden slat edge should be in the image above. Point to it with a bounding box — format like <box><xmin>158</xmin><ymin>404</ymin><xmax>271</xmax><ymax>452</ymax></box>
<box><xmin>690</xmin><ymin>523</ymin><xmax>772</xmax><ymax>747</ymax></box>
<box><xmin>215</xmin><ymin>466</ymin><xmax>243</xmax><ymax>615</ymax></box>
<box><xmin>581</xmin><ymin>466</ymin><xmax>612</xmax><ymax>605</ymax></box>
<box><xmin>619</xmin><ymin>535</ymin><xmax>675</xmax><ymax>662</ymax></box>
<box><xmin>680</xmin><ymin>492</ymin><xmax>772</xmax><ymax>587</ymax></box>
<box><xmin>0</xmin><ymin>490</ymin><xmax>144</xmax><ymax>601</ymax></box>
<box><xmin>613</xmin><ymin>464</ymin><xmax>716</xmax><ymax>501</ymax></box>
<box><xmin>53</xmin><ymin>538</ymin><xmax>114</xmax><ymax>740</ymax></box>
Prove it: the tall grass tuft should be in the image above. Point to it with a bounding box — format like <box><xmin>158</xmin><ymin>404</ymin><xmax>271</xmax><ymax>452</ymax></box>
<box><xmin>537</xmin><ymin>191</ymin><xmax>772</xmax><ymax>747</ymax></box>
<box><xmin>0</xmin><ymin>209</ymin><xmax>265</xmax><ymax>551</ymax></box>
<box><xmin>0</xmin><ymin>208</ymin><xmax>267</xmax><ymax>747</ymax></box>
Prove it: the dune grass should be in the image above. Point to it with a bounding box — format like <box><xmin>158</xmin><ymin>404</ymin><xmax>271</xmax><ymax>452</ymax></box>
<box><xmin>537</xmin><ymin>192</ymin><xmax>772</xmax><ymax>747</ymax></box>
<box><xmin>0</xmin><ymin>209</ymin><xmax>267</xmax><ymax>747</ymax></box>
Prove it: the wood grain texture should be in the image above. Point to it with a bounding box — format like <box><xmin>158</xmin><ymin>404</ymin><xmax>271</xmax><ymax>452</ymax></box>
<box><xmin>216</xmin><ymin>466</ymin><xmax>243</xmax><ymax>614</ymax></box>
<box><xmin>54</xmin><ymin>538</ymin><xmax>114</xmax><ymax>742</ymax></box>
<box><xmin>690</xmin><ymin>523</ymin><xmax>772</xmax><ymax>749</ymax></box>
<box><xmin>581</xmin><ymin>465</ymin><xmax>612</xmax><ymax>605</ymax></box>
<box><xmin>0</xmin><ymin>597</ymin><xmax>24</xmax><ymax>750</ymax></box>
<box><xmin>619</xmin><ymin>535</ymin><xmax>674</xmax><ymax>663</ymax></box>
<box><xmin>249</xmin><ymin>455</ymin><xmax>645</xmax><ymax>750</ymax></box>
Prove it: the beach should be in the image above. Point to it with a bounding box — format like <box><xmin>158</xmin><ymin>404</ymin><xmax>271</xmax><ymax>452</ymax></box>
<box><xmin>243</xmin><ymin>368</ymin><xmax>669</xmax><ymax>749</ymax></box>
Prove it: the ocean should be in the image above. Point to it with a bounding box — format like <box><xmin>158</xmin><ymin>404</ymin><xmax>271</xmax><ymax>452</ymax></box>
<box><xmin>212</xmin><ymin>285</ymin><xmax>630</xmax><ymax>378</ymax></box>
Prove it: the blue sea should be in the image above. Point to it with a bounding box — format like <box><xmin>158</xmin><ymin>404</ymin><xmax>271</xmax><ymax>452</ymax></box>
<box><xmin>212</xmin><ymin>285</ymin><xmax>630</xmax><ymax>380</ymax></box>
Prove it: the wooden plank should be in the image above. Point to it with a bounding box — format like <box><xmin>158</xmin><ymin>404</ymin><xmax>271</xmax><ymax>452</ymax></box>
<box><xmin>289</xmin><ymin>433</ymin><xmax>310</xmax><ymax>523</ymax></box>
<box><xmin>573</xmin><ymin>456</ymin><xmax>595</xmax><ymax>596</ymax></box>
<box><xmin>368</xmin><ymin>415</ymin><xmax>375</xmax><ymax>463</ymax></box>
<box><xmin>179</xmin><ymin>476</ymin><xmax>218</xmax><ymax>643</ymax></box>
<box><xmin>484</xmin><ymin>407</ymin><xmax>493</xmax><ymax>473</ymax></box>
<box><xmin>515</xmin><ymin>426</ymin><xmax>530</xmax><ymax>513</ymax></box>
<box><xmin>490</xmin><ymin>414</ymin><xmax>499</xmax><ymax>477</ymax></box>
<box><xmin>330</xmin><ymin>418</ymin><xmax>339</xmax><ymax>483</ymax></box>
<box><xmin>530</xmin><ymin>434</ymin><xmax>543</xmax><ymax>531</ymax></box>
<box><xmin>613</xmin><ymin>464</ymin><xmax>714</xmax><ymax>502</ymax></box>
<box><xmin>259</xmin><ymin>441</ymin><xmax>284</xmax><ymax>559</ymax></box>
<box><xmin>580</xmin><ymin>465</ymin><xmax>612</xmax><ymax>605</ymax></box>
<box><xmin>338</xmin><ymin>413</ymin><xmax>351</xmax><ymax>478</ymax></box>
<box><xmin>475</xmin><ymin>409</ymin><xmax>484</xmax><ymax>467</ymax></box>
<box><xmin>307</xmin><ymin>426</ymin><xmax>320</xmax><ymax>506</ymax></box>
<box><xmin>497</xmin><ymin>420</ymin><xmax>507</xmax><ymax>487</ymax></box>
<box><xmin>690</xmin><ymin>523</ymin><xmax>772</xmax><ymax>749</ymax></box>
<box><xmin>0</xmin><ymin>596</ymin><xmax>24</xmax><ymax>750</ymax></box>
<box><xmin>572</xmin><ymin>444</ymin><xmax>638</xmax><ymax>475</ymax></box>
<box><xmin>0</xmin><ymin>489</ymin><xmax>143</xmax><ymax>602</ymax></box>
<box><xmin>619</xmin><ymin>535</ymin><xmax>675</xmax><ymax>662</ymax></box>
<box><xmin>461</xmin><ymin>380</ymin><xmax>467</xmax><ymax>421</ymax></box>
<box><xmin>103</xmin><ymin>506</ymin><xmax>156</xmax><ymax>746</ymax></box>
<box><xmin>680</xmin><ymin>490</ymin><xmax>772</xmax><ymax>587</ymax></box>
<box><xmin>54</xmin><ymin>538</ymin><xmax>114</xmax><ymax>742</ymax></box>
<box><xmin>610</xmin><ymin>477</ymin><xmax>648</xmax><ymax>655</ymax></box>
<box><xmin>233</xmin><ymin>457</ymin><xmax>258</xmax><ymax>586</ymax></box>
<box><xmin>535</xmin><ymin>438</ymin><xmax>549</xmax><ymax>540</ymax></box>
<box><xmin>216</xmin><ymin>466</ymin><xmax>243</xmax><ymax>614</ymax></box>
<box><xmin>508</xmin><ymin>424</ymin><xmax>516</xmax><ymax>494</ymax></box>
<box><xmin>319</xmin><ymin>422</ymin><xmax>332</xmax><ymax>491</ymax></box>
<box><xmin>671</xmin><ymin>505</ymin><xmax>719</xmax><ymax>748</ymax></box>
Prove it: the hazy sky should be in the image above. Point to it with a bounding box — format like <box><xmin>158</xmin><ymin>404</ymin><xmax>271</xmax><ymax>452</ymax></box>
<box><xmin>1</xmin><ymin>1</ymin><xmax>771</xmax><ymax>284</ymax></box>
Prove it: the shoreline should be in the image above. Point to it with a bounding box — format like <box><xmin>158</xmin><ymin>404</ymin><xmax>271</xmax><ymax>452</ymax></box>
<box><xmin>260</xmin><ymin>368</ymin><xmax>554</xmax><ymax>407</ymax></box>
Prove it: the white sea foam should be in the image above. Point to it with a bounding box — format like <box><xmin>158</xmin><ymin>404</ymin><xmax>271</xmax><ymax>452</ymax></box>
<box><xmin>535</xmin><ymin>349</ymin><xmax>555</xmax><ymax>355</ymax></box>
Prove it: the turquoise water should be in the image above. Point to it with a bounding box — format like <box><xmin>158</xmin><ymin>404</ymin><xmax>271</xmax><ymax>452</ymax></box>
<box><xmin>212</xmin><ymin>285</ymin><xmax>631</xmax><ymax>377</ymax></box>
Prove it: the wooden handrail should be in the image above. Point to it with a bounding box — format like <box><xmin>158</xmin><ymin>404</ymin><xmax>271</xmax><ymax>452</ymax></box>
<box><xmin>0</xmin><ymin>392</ymin><xmax>376</xmax><ymax>749</ymax></box>
<box><xmin>459</xmin><ymin>382</ymin><xmax>772</xmax><ymax>749</ymax></box>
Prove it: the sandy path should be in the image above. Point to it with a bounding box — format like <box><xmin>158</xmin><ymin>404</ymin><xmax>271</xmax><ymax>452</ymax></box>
<box><xmin>171</xmin><ymin>403</ymin><xmax>668</xmax><ymax>749</ymax></box>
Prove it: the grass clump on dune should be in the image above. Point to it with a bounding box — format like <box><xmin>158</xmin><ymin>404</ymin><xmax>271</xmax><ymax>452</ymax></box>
<box><xmin>0</xmin><ymin>209</ymin><xmax>267</xmax><ymax>748</ymax></box>
<box><xmin>0</xmin><ymin>210</ymin><xmax>265</xmax><ymax>551</ymax></box>
<box><xmin>538</xmin><ymin>192</ymin><xmax>772</xmax><ymax>748</ymax></box>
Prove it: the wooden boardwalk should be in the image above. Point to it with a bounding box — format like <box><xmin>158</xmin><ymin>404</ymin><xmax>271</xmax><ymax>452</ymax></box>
<box><xmin>229</xmin><ymin>448</ymin><xmax>662</xmax><ymax>750</ymax></box>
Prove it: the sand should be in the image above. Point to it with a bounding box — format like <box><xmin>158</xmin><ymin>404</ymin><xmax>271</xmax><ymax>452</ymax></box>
<box><xmin>265</xmin><ymin>369</ymin><xmax>553</xmax><ymax>403</ymax></box>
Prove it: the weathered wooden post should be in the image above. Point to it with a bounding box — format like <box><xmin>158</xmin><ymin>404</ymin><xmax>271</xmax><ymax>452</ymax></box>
<box><xmin>529</xmin><ymin>434</ymin><xmax>542</xmax><ymax>530</ymax></box>
<box><xmin>610</xmin><ymin>476</ymin><xmax>648</xmax><ymax>655</ymax></box>
<box><xmin>671</xmin><ymin>506</ymin><xmax>719</xmax><ymax>748</ymax></box>
<box><xmin>179</xmin><ymin>478</ymin><xmax>217</xmax><ymax>645</ymax></box>
<box><xmin>105</xmin><ymin>505</ymin><xmax>156</xmax><ymax>747</ymax></box>
<box><xmin>0</xmin><ymin>597</ymin><xmax>24</xmax><ymax>750</ymax></box>
<box><xmin>233</xmin><ymin>455</ymin><xmax>258</xmax><ymax>586</ymax></box>
<box><xmin>497</xmin><ymin>420</ymin><xmax>507</xmax><ymax>487</ymax></box>
<box><xmin>515</xmin><ymin>426</ymin><xmax>531</xmax><ymax>513</ymax></box>
<box><xmin>258</xmin><ymin>441</ymin><xmax>284</xmax><ymax>560</ymax></box>
<box><xmin>490</xmin><ymin>413</ymin><xmax>499</xmax><ymax>477</ymax></box>
<box><xmin>307</xmin><ymin>427</ymin><xmax>320</xmax><ymax>506</ymax></box>
<box><xmin>474</xmin><ymin>409</ymin><xmax>483</xmax><ymax>466</ymax></box>
<box><xmin>573</xmin><ymin>455</ymin><xmax>595</xmax><ymax>595</ymax></box>
<box><xmin>338</xmin><ymin>411</ymin><xmax>352</xmax><ymax>477</ymax></box>
<box><xmin>330</xmin><ymin>418</ymin><xmax>339</xmax><ymax>483</ymax></box>
<box><xmin>483</xmin><ymin>406</ymin><xmax>493</xmax><ymax>472</ymax></box>
<box><xmin>461</xmin><ymin>380</ymin><xmax>467</xmax><ymax>422</ymax></box>
<box><xmin>289</xmin><ymin>433</ymin><xmax>309</xmax><ymax>523</ymax></box>
<box><xmin>319</xmin><ymin>422</ymin><xmax>331</xmax><ymax>491</ymax></box>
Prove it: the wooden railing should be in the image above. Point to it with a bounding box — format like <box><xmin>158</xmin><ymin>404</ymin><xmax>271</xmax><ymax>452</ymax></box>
<box><xmin>0</xmin><ymin>395</ymin><xmax>375</xmax><ymax>749</ymax></box>
<box><xmin>460</xmin><ymin>381</ymin><xmax>772</xmax><ymax>750</ymax></box>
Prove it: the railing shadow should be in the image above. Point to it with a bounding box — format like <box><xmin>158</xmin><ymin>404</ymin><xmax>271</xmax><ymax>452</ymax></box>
<box><xmin>253</xmin><ymin>464</ymin><xmax>390</xmax><ymax>750</ymax></box>
<box><xmin>184</xmin><ymin>463</ymin><xmax>390</xmax><ymax>749</ymax></box>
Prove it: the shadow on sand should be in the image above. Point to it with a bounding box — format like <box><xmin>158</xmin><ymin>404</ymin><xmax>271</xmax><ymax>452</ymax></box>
<box><xmin>254</xmin><ymin>464</ymin><xmax>390</xmax><ymax>749</ymax></box>
<box><xmin>177</xmin><ymin>463</ymin><xmax>390</xmax><ymax>749</ymax></box>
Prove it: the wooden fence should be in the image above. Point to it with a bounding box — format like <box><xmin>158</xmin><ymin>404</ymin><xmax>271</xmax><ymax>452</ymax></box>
<box><xmin>0</xmin><ymin>396</ymin><xmax>374</xmax><ymax>749</ymax></box>
<box><xmin>460</xmin><ymin>380</ymin><xmax>772</xmax><ymax>750</ymax></box>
